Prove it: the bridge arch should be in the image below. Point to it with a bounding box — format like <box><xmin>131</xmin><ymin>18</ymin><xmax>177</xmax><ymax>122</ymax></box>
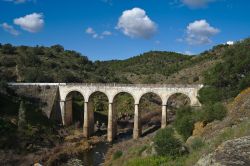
<box><xmin>167</xmin><ymin>92</ymin><xmax>191</xmax><ymax>107</ymax></box>
<box><xmin>137</xmin><ymin>91</ymin><xmax>164</xmax><ymax>105</ymax></box>
<box><xmin>64</xmin><ymin>91</ymin><xmax>85</xmax><ymax>127</ymax></box>
<box><xmin>113</xmin><ymin>92</ymin><xmax>135</xmax><ymax>137</ymax></box>
<box><xmin>88</xmin><ymin>90</ymin><xmax>112</xmax><ymax>103</ymax></box>
<box><xmin>61</xmin><ymin>88</ymin><xmax>86</xmax><ymax>102</ymax></box>
<box><xmin>87</xmin><ymin>91</ymin><xmax>109</xmax><ymax>136</ymax></box>
<box><xmin>137</xmin><ymin>92</ymin><xmax>163</xmax><ymax>137</ymax></box>
<box><xmin>111</xmin><ymin>91</ymin><xmax>136</xmax><ymax>104</ymax></box>
<box><xmin>166</xmin><ymin>91</ymin><xmax>199</xmax><ymax>107</ymax></box>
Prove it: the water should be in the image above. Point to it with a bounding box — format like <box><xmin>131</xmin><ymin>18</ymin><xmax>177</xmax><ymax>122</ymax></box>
<box><xmin>77</xmin><ymin>141</ymin><xmax>111</xmax><ymax>166</ymax></box>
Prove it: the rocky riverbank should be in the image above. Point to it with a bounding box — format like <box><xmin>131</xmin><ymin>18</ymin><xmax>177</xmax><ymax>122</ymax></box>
<box><xmin>0</xmin><ymin>129</ymin><xmax>107</xmax><ymax>166</ymax></box>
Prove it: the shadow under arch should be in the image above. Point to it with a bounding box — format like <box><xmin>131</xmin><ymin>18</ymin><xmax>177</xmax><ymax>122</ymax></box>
<box><xmin>167</xmin><ymin>93</ymin><xmax>191</xmax><ymax>123</ymax></box>
<box><xmin>113</xmin><ymin>92</ymin><xmax>135</xmax><ymax>139</ymax></box>
<box><xmin>88</xmin><ymin>91</ymin><xmax>109</xmax><ymax>136</ymax></box>
<box><xmin>64</xmin><ymin>91</ymin><xmax>85</xmax><ymax>127</ymax></box>
<box><xmin>139</xmin><ymin>92</ymin><xmax>162</xmax><ymax>137</ymax></box>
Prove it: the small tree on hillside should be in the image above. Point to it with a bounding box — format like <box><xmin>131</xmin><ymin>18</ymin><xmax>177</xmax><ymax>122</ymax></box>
<box><xmin>154</xmin><ymin>128</ymin><xmax>182</xmax><ymax>157</ymax></box>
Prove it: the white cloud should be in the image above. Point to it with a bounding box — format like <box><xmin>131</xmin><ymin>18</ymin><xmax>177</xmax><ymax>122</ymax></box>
<box><xmin>14</xmin><ymin>13</ymin><xmax>44</xmax><ymax>33</ymax></box>
<box><xmin>4</xmin><ymin>0</ymin><xmax>33</xmax><ymax>4</ymax></box>
<box><xmin>102</xmin><ymin>31</ymin><xmax>112</xmax><ymax>36</ymax></box>
<box><xmin>1</xmin><ymin>22</ymin><xmax>19</xmax><ymax>36</ymax></box>
<box><xmin>181</xmin><ymin>0</ymin><xmax>216</xmax><ymax>8</ymax></box>
<box><xmin>226</xmin><ymin>41</ymin><xmax>234</xmax><ymax>45</ymax></box>
<box><xmin>86</xmin><ymin>27</ymin><xmax>95</xmax><ymax>34</ymax></box>
<box><xmin>185</xmin><ymin>19</ymin><xmax>220</xmax><ymax>45</ymax></box>
<box><xmin>117</xmin><ymin>7</ymin><xmax>157</xmax><ymax>39</ymax></box>
<box><xmin>85</xmin><ymin>27</ymin><xmax>112</xmax><ymax>39</ymax></box>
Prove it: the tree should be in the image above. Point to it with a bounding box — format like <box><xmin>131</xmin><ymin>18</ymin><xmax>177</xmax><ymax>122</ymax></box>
<box><xmin>154</xmin><ymin>128</ymin><xmax>182</xmax><ymax>157</ymax></box>
<box><xmin>203</xmin><ymin>103</ymin><xmax>227</xmax><ymax>123</ymax></box>
<box><xmin>1</xmin><ymin>44</ymin><xmax>16</xmax><ymax>54</ymax></box>
<box><xmin>32</xmin><ymin>46</ymin><xmax>45</xmax><ymax>55</ymax></box>
<box><xmin>51</xmin><ymin>44</ymin><xmax>64</xmax><ymax>53</ymax></box>
<box><xmin>173</xmin><ymin>106</ymin><xmax>195</xmax><ymax>141</ymax></box>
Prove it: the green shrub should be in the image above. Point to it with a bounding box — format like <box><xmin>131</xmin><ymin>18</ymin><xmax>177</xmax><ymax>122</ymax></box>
<box><xmin>175</xmin><ymin>116</ymin><xmax>194</xmax><ymax>141</ymax></box>
<box><xmin>113</xmin><ymin>150</ymin><xmax>123</xmax><ymax>160</ymax></box>
<box><xmin>190</xmin><ymin>137</ymin><xmax>204</xmax><ymax>151</ymax></box>
<box><xmin>125</xmin><ymin>156</ymin><xmax>170</xmax><ymax>166</ymax></box>
<box><xmin>153</xmin><ymin>128</ymin><xmax>182</xmax><ymax>157</ymax></box>
<box><xmin>203</xmin><ymin>103</ymin><xmax>227</xmax><ymax>123</ymax></box>
<box><xmin>174</xmin><ymin>106</ymin><xmax>195</xmax><ymax>141</ymax></box>
<box><xmin>198</xmin><ymin>87</ymin><xmax>222</xmax><ymax>104</ymax></box>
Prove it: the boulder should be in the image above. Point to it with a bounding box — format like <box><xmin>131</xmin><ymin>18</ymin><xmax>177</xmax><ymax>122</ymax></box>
<box><xmin>196</xmin><ymin>136</ymin><xmax>250</xmax><ymax>166</ymax></box>
<box><xmin>192</xmin><ymin>121</ymin><xmax>205</xmax><ymax>136</ymax></box>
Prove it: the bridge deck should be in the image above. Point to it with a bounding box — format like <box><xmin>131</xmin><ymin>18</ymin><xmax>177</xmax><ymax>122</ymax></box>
<box><xmin>8</xmin><ymin>83</ymin><xmax>203</xmax><ymax>88</ymax></box>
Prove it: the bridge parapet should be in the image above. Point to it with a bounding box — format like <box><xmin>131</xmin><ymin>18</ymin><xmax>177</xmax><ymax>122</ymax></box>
<box><xmin>8</xmin><ymin>83</ymin><xmax>203</xmax><ymax>88</ymax></box>
<box><xmin>63</xmin><ymin>83</ymin><xmax>203</xmax><ymax>89</ymax></box>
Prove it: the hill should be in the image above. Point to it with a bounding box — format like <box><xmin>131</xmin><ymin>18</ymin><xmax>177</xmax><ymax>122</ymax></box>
<box><xmin>0</xmin><ymin>42</ymin><xmax>229</xmax><ymax>84</ymax></box>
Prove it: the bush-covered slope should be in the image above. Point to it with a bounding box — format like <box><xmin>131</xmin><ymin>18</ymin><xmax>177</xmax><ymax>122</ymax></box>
<box><xmin>98</xmin><ymin>45</ymin><xmax>228</xmax><ymax>84</ymax></box>
<box><xmin>199</xmin><ymin>38</ymin><xmax>250</xmax><ymax>103</ymax></box>
<box><xmin>0</xmin><ymin>43</ymin><xmax>228</xmax><ymax>84</ymax></box>
<box><xmin>0</xmin><ymin>44</ymin><xmax>121</xmax><ymax>83</ymax></box>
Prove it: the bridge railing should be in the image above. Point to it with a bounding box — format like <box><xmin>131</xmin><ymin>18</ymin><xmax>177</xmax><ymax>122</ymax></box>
<box><xmin>65</xmin><ymin>83</ymin><xmax>203</xmax><ymax>88</ymax></box>
<box><xmin>8</xmin><ymin>83</ymin><xmax>203</xmax><ymax>88</ymax></box>
<box><xmin>8</xmin><ymin>83</ymin><xmax>66</xmax><ymax>86</ymax></box>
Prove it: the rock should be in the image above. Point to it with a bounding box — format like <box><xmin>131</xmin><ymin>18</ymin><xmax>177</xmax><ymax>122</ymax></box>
<box><xmin>100</xmin><ymin>123</ymin><xmax>106</xmax><ymax>130</ymax></box>
<box><xmin>196</xmin><ymin>153</ymin><xmax>220</xmax><ymax>166</ymax></box>
<box><xmin>180</xmin><ymin>146</ymin><xmax>188</xmax><ymax>155</ymax></box>
<box><xmin>196</xmin><ymin>136</ymin><xmax>250</xmax><ymax>166</ymax></box>
<box><xmin>62</xmin><ymin>158</ymin><xmax>84</xmax><ymax>166</ymax></box>
<box><xmin>193</xmin><ymin>121</ymin><xmax>205</xmax><ymax>136</ymax></box>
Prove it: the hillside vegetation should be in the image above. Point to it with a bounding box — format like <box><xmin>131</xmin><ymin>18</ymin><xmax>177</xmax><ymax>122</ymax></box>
<box><xmin>0</xmin><ymin>42</ymin><xmax>229</xmax><ymax>84</ymax></box>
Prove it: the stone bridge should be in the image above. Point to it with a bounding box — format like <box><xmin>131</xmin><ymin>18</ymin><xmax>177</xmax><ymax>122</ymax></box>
<box><xmin>9</xmin><ymin>83</ymin><xmax>203</xmax><ymax>142</ymax></box>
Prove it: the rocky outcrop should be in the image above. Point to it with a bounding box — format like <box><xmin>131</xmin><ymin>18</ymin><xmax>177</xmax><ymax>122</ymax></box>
<box><xmin>192</xmin><ymin>121</ymin><xmax>205</xmax><ymax>136</ymax></box>
<box><xmin>196</xmin><ymin>136</ymin><xmax>250</xmax><ymax>166</ymax></box>
<box><xmin>200</xmin><ymin>88</ymin><xmax>250</xmax><ymax>140</ymax></box>
<box><xmin>228</xmin><ymin>88</ymin><xmax>250</xmax><ymax>121</ymax></box>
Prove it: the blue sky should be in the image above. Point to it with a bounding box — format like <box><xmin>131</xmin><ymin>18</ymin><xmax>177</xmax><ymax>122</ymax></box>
<box><xmin>0</xmin><ymin>0</ymin><xmax>250</xmax><ymax>61</ymax></box>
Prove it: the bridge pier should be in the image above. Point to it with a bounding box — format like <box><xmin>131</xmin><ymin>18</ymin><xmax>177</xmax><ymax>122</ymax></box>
<box><xmin>60</xmin><ymin>101</ymin><xmax>66</xmax><ymax>125</ymax></box>
<box><xmin>64</xmin><ymin>97</ymin><xmax>73</xmax><ymax>126</ymax></box>
<box><xmin>83</xmin><ymin>102</ymin><xmax>90</xmax><ymax>138</ymax></box>
<box><xmin>108</xmin><ymin>103</ymin><xmax>116</xmax><ymax>142</ymax></box>
<box><xmin>161</xmin><ymin>105</ymin><xmax>167</xmax><ymax>128</ymax></box>
<box><xmin>133</xmin><ymin>104</ymin><xmax>141</xmax><ymax>139</ymax></box>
